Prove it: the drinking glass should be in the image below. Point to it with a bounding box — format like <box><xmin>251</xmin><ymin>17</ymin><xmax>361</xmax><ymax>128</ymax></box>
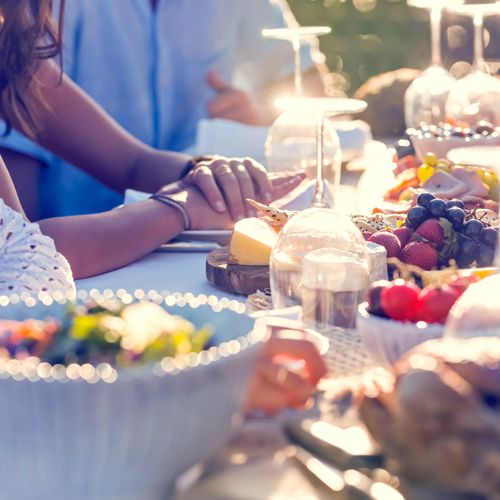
<box><xmin>262</xmin><ymin>26</ymin><xmax>331</xmax><ymax>96</ymax></box>
<box><xmin>404</xmin><ymin>0</ymin><xmax>464</xmax><ymax>128</ymax></box>
<box><xmin>267</xmin><ymin>97</ymin><xmax>367</xmax><ymax>209</ymax></box>
<box><xmin>445</xmin><ymin>2</ymin><xmax>500</xmax><ymax>126</ymax></box>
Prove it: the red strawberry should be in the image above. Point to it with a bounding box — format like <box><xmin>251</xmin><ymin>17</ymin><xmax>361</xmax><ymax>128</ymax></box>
<box><xmin>393</xmin><ymin>227</ymin><xmax>412</xmax><ymax>247</ymax></box>
<box><xmin>368</xmin><ymin>231</ymin><xmax>401</xmax><ymax>258</ymax></box>
<box><xmin>381</xmin><ymin>279</ymin><xmax>421</xmax><ymax>322</ymax></box>
<box><xmin>417</xmin><ymin>284</ymin><xmax>460</xmax><ymax>324</ymax></box>
<box><xmin>446</xmin><ymin>273</ymin><xmax>478</xmax><ymax>298</ymax></box>
<box><xmin>400</xmin><ymin>241</ymin><xmax>438</xmax><ymax>270</ymax></box>
<box><xmin>413</xmin><ymin>219</ymin><xmax>445</xmax><ymax>249</ymax></box>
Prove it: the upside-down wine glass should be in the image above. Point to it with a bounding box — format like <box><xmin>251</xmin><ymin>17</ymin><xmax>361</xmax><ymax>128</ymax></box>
<box><xmin>404</xmin><ymin>0</ymin><xmax>465</xmax><ymax>128</ymax></box>
<box><xmin>445</xmin><ymin>2</ymin><xmax>500</xmax><ymax>127</ymax></box>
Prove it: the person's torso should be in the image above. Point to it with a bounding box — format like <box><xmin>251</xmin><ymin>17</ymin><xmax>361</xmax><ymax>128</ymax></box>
<box><xmin>66</xmin><ymin>0</ymin><xmax>243</xmax><ymax>151</ymax></box>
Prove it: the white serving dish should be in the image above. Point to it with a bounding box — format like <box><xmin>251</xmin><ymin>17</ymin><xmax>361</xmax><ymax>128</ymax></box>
<box><xmin>357</xmin><ymin>303</ymin><xmax>444</xmax><ymax>368</ymax></box>
<box><xmin>0</xmin><ymin>291</ymin><xmax>262</xmax><ymax>500</ymax></box>
<box><xmin>408</xmin><ymin>129</ymin><xmax>500</xmax><ymax>162</ymax></box>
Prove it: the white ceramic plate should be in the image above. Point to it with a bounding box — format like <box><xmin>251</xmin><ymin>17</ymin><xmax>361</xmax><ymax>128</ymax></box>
<box><xmin>175</xmin><ymin>230</ymin><xmax>232</xmax><ymax>246</ymax></box>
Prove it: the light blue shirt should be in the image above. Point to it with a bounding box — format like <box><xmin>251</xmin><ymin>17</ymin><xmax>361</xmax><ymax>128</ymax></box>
<box><xmin>0</xmin><ymin>0</ymin><xmax>316</xmax><ymax>217</ymax></box>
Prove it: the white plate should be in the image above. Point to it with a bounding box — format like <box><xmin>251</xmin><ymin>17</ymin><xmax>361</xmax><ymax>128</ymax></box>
<box><xmin>175</xmin><ymin>230</ymin><xmax>231</xmax><ymax>246</ymax></box>
<box><xmin>447</xmin><ymin>146</ymin><xmax>500</xmax><ymax>170</ymax></box>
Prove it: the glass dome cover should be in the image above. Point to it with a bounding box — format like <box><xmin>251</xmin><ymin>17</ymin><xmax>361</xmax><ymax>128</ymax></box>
<box><xmin>269</xmin><ymin>207</ymin><xmax>368</xmax><ymax>309</ymax></box>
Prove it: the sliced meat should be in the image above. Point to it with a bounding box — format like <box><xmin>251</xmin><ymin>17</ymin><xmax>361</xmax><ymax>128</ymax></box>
<box><xmin>422</xmin><ymin>170</ymin><xmax>468</xmax><ymax>199</ymax></box>
<box><xmin>450</xmin><ymin>167</ymin><xmax>489</xmax><ymax>199</ymax></box>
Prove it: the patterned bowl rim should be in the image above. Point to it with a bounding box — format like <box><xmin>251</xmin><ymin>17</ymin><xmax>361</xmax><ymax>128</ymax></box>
<box><xmin>0</xmin><ymin>289</ymin><xmax>264</xmax><ymax>385</ymax></box>
<box><xmin>357</xmin><ymin>302</ymin><xmax>445</xmax><ymax>335</ymax></box>
<box><xmin>406</xmin><ymin>127</ymin><xmax>499</xmax><ymax>142</ymax></box>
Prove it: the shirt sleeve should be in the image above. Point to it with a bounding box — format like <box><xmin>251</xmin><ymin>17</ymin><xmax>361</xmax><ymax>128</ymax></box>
<box><xmin>233</xmin><ymin>0</ymin><xmax>323</xmax><ymax>96</ymax></box>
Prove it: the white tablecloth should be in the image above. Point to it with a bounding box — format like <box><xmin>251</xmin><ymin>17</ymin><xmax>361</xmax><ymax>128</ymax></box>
<box><xmin>76</xmin><ymin>251</ymin><xmax>241</xmax><ymax>300</ymax></box>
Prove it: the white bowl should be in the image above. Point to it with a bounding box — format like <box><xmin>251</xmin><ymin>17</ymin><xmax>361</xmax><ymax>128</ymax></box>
<box><xmin>408</xmin><ymin>129</ymin><xmax>500</xmax><ymax>162</ymax></box>
<box><xmin>0</xmin><ymin>291</ymin><xmax>262</xmax><ymax>500</ymax></box>
<box><xmin>357</xmin><ymin>303</ymin><xmax>444</xmax><ymax>368</ymax></box>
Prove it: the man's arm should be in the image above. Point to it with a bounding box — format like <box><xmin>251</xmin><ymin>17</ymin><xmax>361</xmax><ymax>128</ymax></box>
<box><xmin>207</xmin><ymin>65</ymin><xmax>327</xmax><ymax>126</ymax></box>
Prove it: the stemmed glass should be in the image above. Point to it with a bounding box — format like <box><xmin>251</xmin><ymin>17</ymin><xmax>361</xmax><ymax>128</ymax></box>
<box><xmin>273</xmin><ymin>97</ymin><xmax>367</xmax><ymax>208</ymax></box>
<box><xmin>262</xmin><ymin>26</ymin><xmax>331</xmax><ymax>96</ymax></box>
<box><xmin>445</xmin><ymin>2</ymin><xmax>500</xmax><ymax>126</ymax></box>
<box><xmin>404</xmin><ymin>0</ymin><xmax>464</xmax><ymax>128</ymax></box>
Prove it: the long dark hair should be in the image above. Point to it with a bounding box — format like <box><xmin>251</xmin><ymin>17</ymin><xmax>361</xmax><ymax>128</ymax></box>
<box><xmin>0</xmin><ymin>0</ymin><xmax>65</xmax><ymax>137</ymax></box>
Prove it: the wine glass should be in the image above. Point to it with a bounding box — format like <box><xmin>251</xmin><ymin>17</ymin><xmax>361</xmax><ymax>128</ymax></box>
<box><xmin>273</xmin><ymin>97</ymin><xmax>367</xmax><ymax>208</ymax></box>
<box><xmin>445</xmin><ymin>2</ymin><xmax>500</xmax><ymax>127</ymax></box>
<box><xmin>404</xmin><ymin>0</ymin><xmax>464</xmax><ymax>128</ymax></box>
<box><xmin>262</xmin><ymin>26</ymin><xmax>331</xmax><ymax>96</ymax></box>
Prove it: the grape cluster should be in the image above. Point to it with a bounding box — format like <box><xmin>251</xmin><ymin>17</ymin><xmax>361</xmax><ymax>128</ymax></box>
<box><xmin>405</xmin><ymin>193</ymin><xmax>499</xmax><ymax>268</ymax></box>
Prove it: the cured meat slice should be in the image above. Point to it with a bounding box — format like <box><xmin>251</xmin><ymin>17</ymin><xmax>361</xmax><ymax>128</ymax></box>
<box><xmin>450</xmin><ymin>167</ymin><xmax>489</xmax><ymax>199</ymax></box>
<box><xmin>422</xmin><ymin>170</ymin><xmax>468</xmax><ymax>199</ymax></box>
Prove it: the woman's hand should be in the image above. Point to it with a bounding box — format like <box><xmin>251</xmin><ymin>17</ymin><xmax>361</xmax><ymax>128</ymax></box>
<box><xmin>245</xmin><ymin>337</ymin><xmax>327</xmax><ymax>415</ymax></box>
<box><xmin>182</xmin><ymin>156</ymin><xmax>305</xmax><ymax>221</ymax></box>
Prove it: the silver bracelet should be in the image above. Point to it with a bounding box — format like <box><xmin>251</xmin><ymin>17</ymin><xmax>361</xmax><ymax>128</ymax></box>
<box><xmin>151</xmin><ymin>193</ymin><xmax>191</xmax><ymax>230</ymax></box>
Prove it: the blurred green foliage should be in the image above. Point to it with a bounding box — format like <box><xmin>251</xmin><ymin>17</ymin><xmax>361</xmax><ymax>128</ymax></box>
<box><xmin>288</xmin><ymin>0</ymin><xmax>499</xmax><ymax>95</ymax></box>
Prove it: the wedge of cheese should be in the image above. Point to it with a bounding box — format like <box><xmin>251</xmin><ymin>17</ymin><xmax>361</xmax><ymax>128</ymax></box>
<box><xmin>228</xmin><ymin>218</ymin><xmax>278</xmax><ymax>266</ymax></box>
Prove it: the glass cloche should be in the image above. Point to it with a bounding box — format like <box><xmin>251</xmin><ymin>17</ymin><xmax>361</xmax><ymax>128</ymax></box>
<box><xmin>269</xmin><ymin>207</ymin><xmax>368</xmax><ymax>309</ymax></box>
<box><xmin>445</xmin><ymin>274</ymin><xmax>500</xmax><ymax>339</ymax></box>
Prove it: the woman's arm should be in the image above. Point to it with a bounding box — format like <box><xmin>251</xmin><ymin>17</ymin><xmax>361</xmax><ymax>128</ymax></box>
<box><xmin>38</xmin><ymin>201</ymin><xmax>186</xmax><ymax>279</ymax></box>
<box><xmin>0</xmin><ymin>156</ymin><xmax>25</xmax><ymax>215</ymax></box>
<box><xmin>32</xmin><ymin>61</ymin><xmax>189</xmax><ymax>193</ymax></box>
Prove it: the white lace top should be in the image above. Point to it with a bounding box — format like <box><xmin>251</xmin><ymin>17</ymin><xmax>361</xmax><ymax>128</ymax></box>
<box><xmin>0</xmin><ymin>199</ymin><xmax>75</xmax><ymax>296</ymax></box>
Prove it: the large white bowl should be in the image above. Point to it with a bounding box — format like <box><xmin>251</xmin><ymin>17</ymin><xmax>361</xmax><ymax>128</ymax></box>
<box><xmin>0</xmin><ymin>291</ymin><xmax>262</xmax><ymax>500</ymax></box>
<box><xmin>357</xmin><ymin>303</ymin><xmax>444</xmax><ymax>368</ymax></box>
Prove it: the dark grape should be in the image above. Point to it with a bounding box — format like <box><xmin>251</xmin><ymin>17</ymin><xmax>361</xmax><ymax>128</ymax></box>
<box><xmin>417</xmin><ymin>192</ymin><xmax>435</xmax><ymax>209</ymax></box>
<box><xmin>463</xmin><ymin>219</ymin><xmax>484</xmax><ymax>240</ymax></box>
<box><xmin>446</xmin><ymin>199</ymin><xmax>465</xmax><ymax>210</ymax></box>
<box><xmin>456</xmin><ymin>236</ymin><xmax>480</xmax><ymax>268</ymax></box>
<box><xmin>481</xmin><ymin>227</ymin><xmax>499</xmax><ymax>249</ymax></box>
<box><xmin>477</xmin><ymin>244</ymin><xmax>495</xmax><ymax>267</ymax></box>
<box><xmin>428</xmin><ymin>198</ymin><xmax>447</xmax><ymax>218</ymax></box>
<box><xmin>447</xmin><ymin>207</ymin><xmax>466</xmax><ymax>230</ymax></box>
<box><xmin>406</xmin><ymin>206</ymin><xmax>429</xmax><ymax>229</ymax></box>
<box><xmin>367</xmin><ymin>281</ymin><xmax>390</xmax><ymax>318</ymax></box>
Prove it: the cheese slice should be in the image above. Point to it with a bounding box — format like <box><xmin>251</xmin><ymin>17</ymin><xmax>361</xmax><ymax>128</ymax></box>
<box><xmin>228</xmin><ymin>218</ymin><xmax>278</xmax><ymax>266</ymax></box>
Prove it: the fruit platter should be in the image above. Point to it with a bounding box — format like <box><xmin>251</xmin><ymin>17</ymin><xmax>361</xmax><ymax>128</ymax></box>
<box><xmin>358</xmin><ymin>270</ymin><xmax>479</xmax><ymax>366</ymax></box>
<box><xmin>406</xmin><ymin>119</ymin><xmax>500</xmax><ymax>162</ymax></box>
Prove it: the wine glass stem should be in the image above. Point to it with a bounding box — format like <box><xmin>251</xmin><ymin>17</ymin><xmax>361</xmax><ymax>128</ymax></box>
<box><xmin>473</xmin><ymin>13</ymin><xmax>485</xmax><ymax>72</ymax></box>
<box><xmin>312</xmin><ymin>114</ymin><xmax>327</xmax><ymax>208</ymax></box>
<box><xmin>430</xmin><ymin>7</ymin><xmax>442</xmax><ymax>67</ymax></box>
<box><xmin>293</xmin><ymin>38</ymin><xmax>303</xmax><ymax>96</ymax></box>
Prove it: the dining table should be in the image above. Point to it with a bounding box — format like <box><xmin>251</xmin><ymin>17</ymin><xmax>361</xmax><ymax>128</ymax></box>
<box><xmin>74</xmin><ymin>139</ymin><xmax>392</xmax><ymax>499</ymax></box>
<box><xmin>76</xmin><ymin>238</ymin><xmax>377</xmax><ymax>500</ymax></box>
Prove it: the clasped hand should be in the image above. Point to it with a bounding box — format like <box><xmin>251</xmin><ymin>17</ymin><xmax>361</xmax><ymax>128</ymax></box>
<box><xmin>158</xmin><ymin>156</ymin><xmax>304</xmax><ymax>230</ymax></box>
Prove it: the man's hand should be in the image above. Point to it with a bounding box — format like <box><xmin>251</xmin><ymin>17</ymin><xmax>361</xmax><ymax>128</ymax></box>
<box><xmin>206</xmin><ymin>71</ymin><xmax>263</xmax><ymax>125</ymax></box>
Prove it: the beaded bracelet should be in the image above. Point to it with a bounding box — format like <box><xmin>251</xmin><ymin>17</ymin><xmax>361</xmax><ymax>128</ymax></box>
<box><xmin>150</xmin><ymin>193</ymin><xmax>191</xmax><ymax>230</ymax></box>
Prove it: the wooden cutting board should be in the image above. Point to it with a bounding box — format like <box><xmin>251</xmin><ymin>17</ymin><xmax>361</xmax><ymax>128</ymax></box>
<box><xmin>206</xmin><ymin>247</ymin><xmax>270</xmax><ymax>296</ymax></box>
